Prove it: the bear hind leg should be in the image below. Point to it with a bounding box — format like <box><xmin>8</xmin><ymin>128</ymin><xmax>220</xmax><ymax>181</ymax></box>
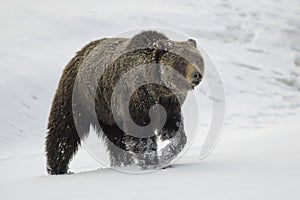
<box><xmin>45</xmin><ymin>125</ymin><xmax>81</xmax><ymax>175</ymax></box>
<box><xmin>45</xmin><ymin>101</ymin><xmax>88</xmax><ymax>175</ymax></box>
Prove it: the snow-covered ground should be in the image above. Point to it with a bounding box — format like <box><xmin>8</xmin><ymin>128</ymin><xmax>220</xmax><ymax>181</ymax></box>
<box><xmin>0</xmin><ymin>0</ymin><xmax>300</xmax><ymax>199</ymax></box>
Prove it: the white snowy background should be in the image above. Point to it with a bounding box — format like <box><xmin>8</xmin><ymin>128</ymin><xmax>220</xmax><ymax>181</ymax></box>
<box><xmin>0</xmin><ymin>0</ymin><xmax>300</xmax><ymax>199</ymax></box>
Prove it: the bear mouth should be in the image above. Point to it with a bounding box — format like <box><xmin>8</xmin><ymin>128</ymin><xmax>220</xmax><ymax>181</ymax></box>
<box><xmin>191</xmin><ymin>81</ymin><xmax>200</xmax><ymax>88</ymax></box>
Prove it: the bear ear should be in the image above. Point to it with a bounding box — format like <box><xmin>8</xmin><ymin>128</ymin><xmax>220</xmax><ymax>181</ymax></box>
<box><xmin>187</xmin><ymin>39</ymin><xmax>197</xmax><ymax>48</ymax></box>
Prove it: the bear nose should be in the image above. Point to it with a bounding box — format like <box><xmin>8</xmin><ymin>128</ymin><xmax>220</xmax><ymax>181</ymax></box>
<box><xmin>192</xmin><ymin>72</ymin><xmax>202</xmax><ymax>83</ymax></box>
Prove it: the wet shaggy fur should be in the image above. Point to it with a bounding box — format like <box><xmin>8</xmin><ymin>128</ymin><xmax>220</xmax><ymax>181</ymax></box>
<box><xmin>45</xmin><ymin>31</ymin><xmax>204</xmax><ymax>174</ymax></box>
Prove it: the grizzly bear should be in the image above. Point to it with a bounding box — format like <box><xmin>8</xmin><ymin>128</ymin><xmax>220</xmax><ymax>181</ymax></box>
<box><xmin>45</xmin><ymin>30</ymin><xmax>204</xmax><ymax>174</ymax></box>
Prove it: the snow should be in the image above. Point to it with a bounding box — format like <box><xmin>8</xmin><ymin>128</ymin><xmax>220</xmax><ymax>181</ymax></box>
<box><xmin>0</xmin><ymin>0</ymin><xmax>300</xmax><ymax>199</ymax></box>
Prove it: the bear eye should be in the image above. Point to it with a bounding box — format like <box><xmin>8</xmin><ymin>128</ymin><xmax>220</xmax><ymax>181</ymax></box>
<box><xmin>175</xmin><ymin>60</ymin><xmax>187</xmax><ymax>74</ymax></box>
<box><xmin>178</xmin><ymin>60</ymin><xmax>187</xmax><ymax>67</ymax></box>
<box><xmin>195</xmin><ymin>60</ymin><xmax>201</xmax><ymax>66</ymax></box>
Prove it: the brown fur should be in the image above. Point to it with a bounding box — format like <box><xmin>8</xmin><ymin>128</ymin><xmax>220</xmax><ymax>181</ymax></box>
<box><xmin>45</xmin><ymin>31</ymin><xmax>204</xmax><ymax>174</ymax></box>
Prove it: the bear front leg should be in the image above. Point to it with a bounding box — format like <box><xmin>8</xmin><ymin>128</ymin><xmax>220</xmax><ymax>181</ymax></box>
<box><xmin>159</xmin><ymin>128</ymin><xmax>187</xmax><ymax>167</ymax></box>
<box><xmin>99</xmin><ymin>124</ymin><xmax>135</xmax><ymax>167</ymax></box>
<box><xmin>107</xmin><ymin>142</ymin><xmax>134</xmax><ymax>167</ymax></box>
<box><xmin>158</xmin><ymin>114</ymin><xmax>187</xmax><ymax>167</ymax></box>
<box><xmin>125</xmin><ymin>135</ymin><xmax>159</xmax><ymax>169</ymax></box>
